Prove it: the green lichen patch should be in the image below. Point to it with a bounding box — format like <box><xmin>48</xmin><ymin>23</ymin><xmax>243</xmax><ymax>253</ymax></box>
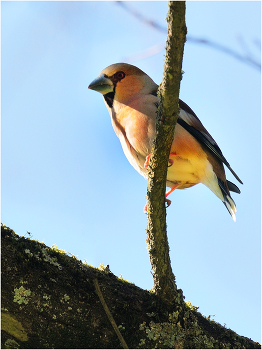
<box><xmin>138</xmin><ymin>305</ymin><xmax>257</xmax><ymax>349</ymax></box>
<box><xmin>13</xmin><ymin>286</ymin><xmax>32</xmax><ymax>305</ymax></box>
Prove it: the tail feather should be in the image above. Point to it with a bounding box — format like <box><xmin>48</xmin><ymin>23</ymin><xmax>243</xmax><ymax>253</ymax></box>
<box><xmin>218</xmin><ymin>179</ymin><xmax>237</xmax><ymax>221</ymax></box>
<box><xmin>227</xmin><ymin>180</ymin><xmax>241</xmax><ymax>194</ymax></box>
<box><xmin>223</xmin><ymin>195</ymin><xmax>237</xmax><ymax>222</ymax></box>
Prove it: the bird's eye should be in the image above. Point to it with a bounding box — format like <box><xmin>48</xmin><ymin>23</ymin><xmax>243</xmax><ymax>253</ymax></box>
<box><xmin>114</xmin><ymin>71</ymin><xmax>125</xmax><ymax>81</ymax></box>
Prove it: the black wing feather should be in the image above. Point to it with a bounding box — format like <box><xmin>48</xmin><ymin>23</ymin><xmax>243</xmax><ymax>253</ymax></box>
<box><xmin>177</xmin><ymin>102</ymin><xmax>243</xmax><ymax>185</ymax></box>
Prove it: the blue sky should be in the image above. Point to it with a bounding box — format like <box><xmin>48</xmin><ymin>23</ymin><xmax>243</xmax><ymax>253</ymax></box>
<box><xmin>1</xmin><ymin>1</ymin><xmax>261</xmax><ymax>343</ymax></box>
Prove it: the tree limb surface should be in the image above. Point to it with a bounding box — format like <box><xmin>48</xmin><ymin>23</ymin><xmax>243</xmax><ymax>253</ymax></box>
<box><xmin>146</xmin><ymin>1</ymin><xmax>187</xmax><ymax>302</ymax></box>
<box><xmin>2</xmin><ymin>225</ymin><xmax>260</xmax><ymax>349</ymax></box>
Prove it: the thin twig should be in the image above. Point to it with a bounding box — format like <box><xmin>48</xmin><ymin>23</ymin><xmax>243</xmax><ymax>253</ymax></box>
<box><xmin>116</xmin><ymin>1</ymin><xmax>260</xmax><ymax>70</ymax></box>
<box><xmin>94</xmin><ymin>279</ymin><xmax>128</xmax><ymax>349</ymax></box>
<box><xmin>188</xmin><ymin>35</ymin><xmax>260</xmax><ymax>70</ymax></box>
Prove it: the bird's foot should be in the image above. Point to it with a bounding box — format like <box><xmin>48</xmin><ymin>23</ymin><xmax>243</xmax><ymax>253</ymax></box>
<box><xmin>145</xmin><ymin>152</ymin><xmax>177</xmax><ymax>169</ymax></box>
<box><xmin>143</xmin><ymin>154</ymin><xmax>178</xmax><ymax>213</ymax></box>
<box><xmin>165</xmin><ymin>198</ymin><xmax>172</xmax><ymax>207</ymax></box>
<box><xmin>165</xmin><ymin>184</ymin><xmax>179</xmax><ymax>199</ymax></box>
<box><xmin>161</xmin><ymin>185</ymin><xmax>179</xmax><ymax>209</ymax></box>
<box><xmin>144</xmin><ymin>154</ymin><xmax>151</xmax><ymax>169</ymax></box>
<box><xmin>143</xmin><ymin>185</ymin><xmax>178</xmax><ymax>213</ymax></box>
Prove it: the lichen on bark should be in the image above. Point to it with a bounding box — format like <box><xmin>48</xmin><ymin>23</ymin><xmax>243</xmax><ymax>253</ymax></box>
<box><xmin>2</xmin><ymin>224</ymin><xmax>260</xmax><ymax>349</ymax></box>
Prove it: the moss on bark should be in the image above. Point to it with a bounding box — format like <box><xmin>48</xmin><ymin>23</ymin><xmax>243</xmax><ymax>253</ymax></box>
<box><xmin>1</xmin><ymin>224</ymin><xmax>260</xmax><ymax>349</ymax></box>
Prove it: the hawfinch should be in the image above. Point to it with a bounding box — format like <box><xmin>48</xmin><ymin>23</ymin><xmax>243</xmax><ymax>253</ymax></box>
<box><xmin>88</xmin><ymin>63</ymin><xmax>242</xmax><ymax>221</ymax></box>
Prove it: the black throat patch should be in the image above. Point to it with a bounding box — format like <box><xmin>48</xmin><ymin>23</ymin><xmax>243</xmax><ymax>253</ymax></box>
<box><xmin>103</xmin><ymin>91</ymin><xmax>115</xmax><ymax>108</ymax></box>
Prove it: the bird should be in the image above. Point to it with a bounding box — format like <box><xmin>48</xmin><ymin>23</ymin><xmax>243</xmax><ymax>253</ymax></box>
<box><xmin>88</xmin><ymin>63</ymin><xmax>243</xmax><ymax>221</ymax></box>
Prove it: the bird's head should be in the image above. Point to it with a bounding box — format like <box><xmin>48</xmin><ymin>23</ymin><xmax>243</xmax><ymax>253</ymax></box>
<box><xmin>88</xmin><ymin>63</ymin><xmax>157</xmax><ymax>107</ymax></box>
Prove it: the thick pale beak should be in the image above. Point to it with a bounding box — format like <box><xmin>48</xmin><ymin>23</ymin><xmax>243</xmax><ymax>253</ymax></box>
<box><xmin>88</xmin><ymin>74</ymin><xmax>114</xmax><ymax>94</ymax></box>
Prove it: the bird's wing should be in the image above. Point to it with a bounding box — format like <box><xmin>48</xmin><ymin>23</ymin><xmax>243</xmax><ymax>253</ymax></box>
<box><xmin>178</xmin><ymin>99</ymin><xmax>243</xmax><ymax>184</ymax></box>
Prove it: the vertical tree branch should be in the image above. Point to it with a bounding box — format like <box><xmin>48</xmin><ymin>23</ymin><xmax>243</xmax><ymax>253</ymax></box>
<box><xmin>146</xmin><ymin>1</ymin><xmax>187</xmax><ymax>302</ymax></box>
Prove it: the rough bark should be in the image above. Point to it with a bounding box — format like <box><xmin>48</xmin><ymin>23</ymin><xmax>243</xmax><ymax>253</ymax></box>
<box><xmin>1</xmin><ymin>225</ymin><xmax>260</xmax><ymax>349</ymax></box>
<box><xmin>146</xmin><ymin>1</ymin><xmax>187</xmax><ymax>302</ymax></box>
